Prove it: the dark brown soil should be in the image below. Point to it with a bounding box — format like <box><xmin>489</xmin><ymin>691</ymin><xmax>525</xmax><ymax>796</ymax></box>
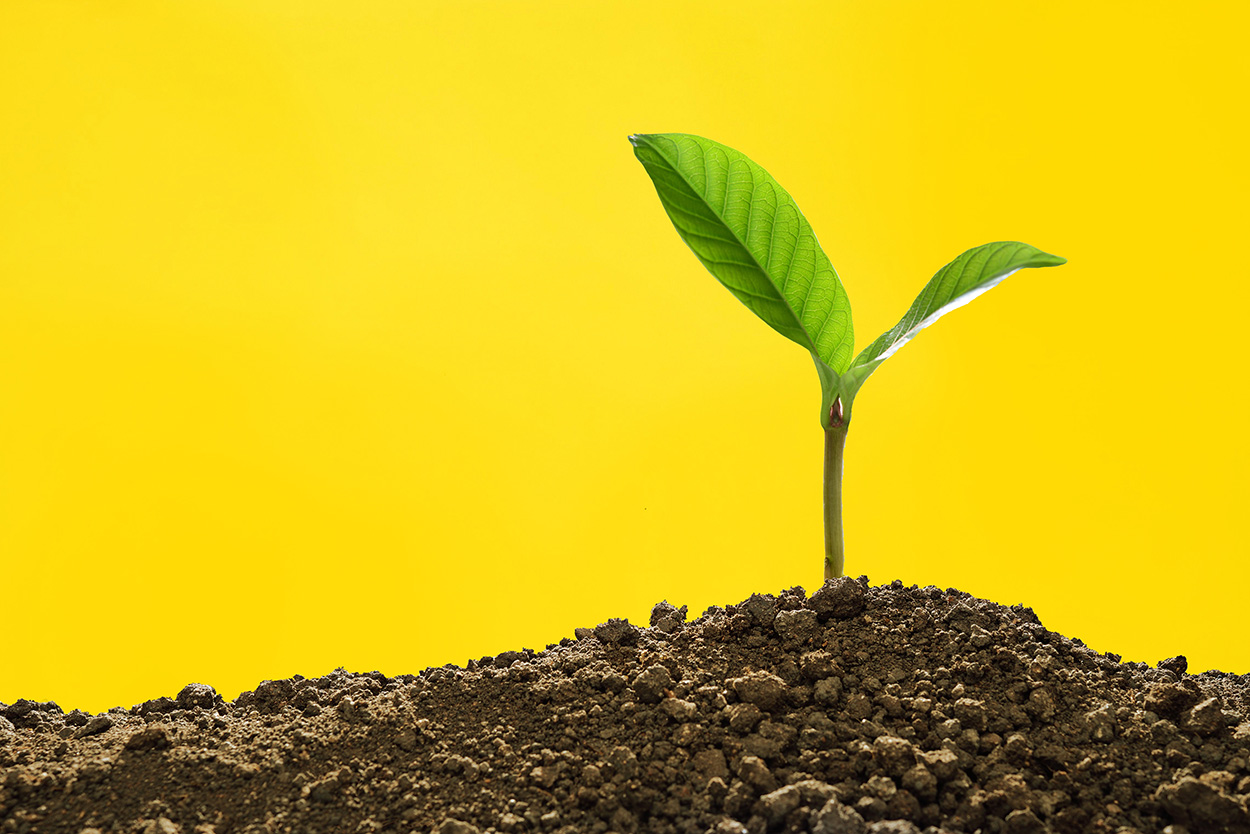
<box><xmin>3</xmin><ymin>578</ymin><xmax>1249</xmax><ymax>834</ymax></box>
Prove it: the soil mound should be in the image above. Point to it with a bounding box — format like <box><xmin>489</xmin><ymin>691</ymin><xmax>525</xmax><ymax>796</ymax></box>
<box><xmin>3</xmin><ymin>578</ymin><xmax>1249</xmax><ymax>834</ymax></box>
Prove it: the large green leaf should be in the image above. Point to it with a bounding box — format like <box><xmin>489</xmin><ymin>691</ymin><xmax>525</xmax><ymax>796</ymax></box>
<box><xmin>842</xmin><ymin>241</ymin><xmax>1066</xmax><ymax>396</ymax></box>
<box><xmin>629</xmin><ymin>133</ymin><xmax>854</xmax><ymax>378</ymax></box>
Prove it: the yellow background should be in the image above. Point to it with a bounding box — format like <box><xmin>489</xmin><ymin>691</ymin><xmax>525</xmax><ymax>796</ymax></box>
<box><xmin>2</xmin><ymin>2</ymin><xmax>1246</xmax><ymax>713</ymax></box>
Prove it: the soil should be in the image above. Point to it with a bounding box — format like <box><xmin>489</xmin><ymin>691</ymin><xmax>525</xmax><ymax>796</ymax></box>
<box><xmin>3</xmin><ymin>578</ymin><xmax>1249</xmax><ymax>834</ymax></box>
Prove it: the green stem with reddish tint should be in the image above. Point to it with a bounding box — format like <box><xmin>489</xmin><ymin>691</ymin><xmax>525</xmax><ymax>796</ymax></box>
<box><xmin>824</xmin><ymin>408</ymin><xmax>848</xmax><ymax>580</ymax></box>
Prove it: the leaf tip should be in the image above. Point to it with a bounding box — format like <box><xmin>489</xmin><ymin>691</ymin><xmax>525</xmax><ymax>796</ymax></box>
<box><xmin>1025</xmin><ymin>244</ymin><xmax>1067</xmax><ymax>267</ymax></box>
<box><xmin>627</xmin><ymin>134</ymin><xmax>645</xmax><ymax>147</ymax></box>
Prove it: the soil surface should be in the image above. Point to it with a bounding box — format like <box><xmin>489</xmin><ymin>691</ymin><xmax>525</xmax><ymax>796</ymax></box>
<box><xmin>3</xmin><ymin>578</ymin><xmax>1250</xmax><ymax>834</ymax></box>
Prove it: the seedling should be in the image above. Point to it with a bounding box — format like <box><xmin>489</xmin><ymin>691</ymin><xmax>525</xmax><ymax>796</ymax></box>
<box><xmin>630</xmin><ymin>133</ymin><xmax>1065</xmax><ymax>580</ymax></box>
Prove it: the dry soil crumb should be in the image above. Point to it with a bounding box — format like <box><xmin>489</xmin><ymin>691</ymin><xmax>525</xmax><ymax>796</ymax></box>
<box><xmin>3</xmin><ymin>578</ymin><xmax>1249</xmax><ymax>834</ymax></box>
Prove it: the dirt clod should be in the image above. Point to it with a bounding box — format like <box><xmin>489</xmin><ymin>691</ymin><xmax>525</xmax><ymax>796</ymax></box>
<box><xmin>809</xmin><ymin>577</ymin><xmax>867</xmax><ymax>621</ymax></box>
<box><xmin>652</xmin><ymin>601</ymin><xmax>690</xmax><ymax>634</ymax></box>
<box><xmin>633</xmin><ymin>665</ymin><xmax>674</xmax><ymax>704</ymax></box>
<box><xmin>175</xmin><ymin>683</ymin><xmax>218</xmax><ymax>711</ymax></box>
<box><xmin>2</xmin><ymin>579</ymin><xmax>1249</xmax><ymax>833</ymax></box>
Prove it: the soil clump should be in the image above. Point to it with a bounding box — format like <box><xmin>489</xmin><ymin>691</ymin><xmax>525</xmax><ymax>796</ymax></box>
<box><xmin>3</xmin><ymin>578</ymin><xmax>1250</xmax><ymax>834</ymax></box>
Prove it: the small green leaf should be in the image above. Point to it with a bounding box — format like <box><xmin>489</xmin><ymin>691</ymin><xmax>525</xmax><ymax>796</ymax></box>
<box><xmin>629</xmin><ymin>133</ymin><xmax>854</xmax><ymax>379</ymax></box>
<box><xmin>842</xmin><ymin>241</ymin><xmax>1065</xmax><ymax>397</ymax></box>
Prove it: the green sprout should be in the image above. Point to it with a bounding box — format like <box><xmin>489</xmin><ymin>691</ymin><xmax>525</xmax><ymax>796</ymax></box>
<box><xmin>629</xmin><ymin>133</ymin><xmax>1065</xmax><ymax>580</ymax></box>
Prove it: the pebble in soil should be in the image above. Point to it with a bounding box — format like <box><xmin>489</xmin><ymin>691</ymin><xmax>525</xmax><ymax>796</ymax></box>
<box><xmin>2</xmin><ymin>577</ymin><xmax>1250</xmax><ymax>834</ymax></box>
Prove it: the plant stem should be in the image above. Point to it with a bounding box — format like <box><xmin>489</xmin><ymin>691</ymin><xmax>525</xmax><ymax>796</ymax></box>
<box><xmin>823</xmin><ymin>424</ymin><xmax>848</xmax><ymax>580</ymax></box>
